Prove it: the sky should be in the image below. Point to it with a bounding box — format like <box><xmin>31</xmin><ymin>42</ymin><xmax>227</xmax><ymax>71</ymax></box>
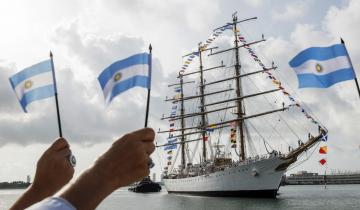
<box><xmin>0</xmin><ymin>0</ymin><xmax>359</xmax><ymax>182</ymax></box>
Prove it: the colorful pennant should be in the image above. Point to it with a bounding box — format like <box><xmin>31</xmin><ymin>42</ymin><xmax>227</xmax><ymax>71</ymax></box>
<box><xmin>178</xmin><ymin>25</ymin><xmax>233</xmax><ymax>76</ymax></box>
<box><xmin>321</xmin><ymin>133</ymin><xmax>328</xmax><ymax>142</ymax></box>
<box><xmin>237</xmin><ymin>34</ymin><xmax>324</xmax><ymax>129</ymax></box>
<box><xmin>319</xmin><ymin>159</ymin><xmax>327</xmax><ymax>165</ymax></box>
<box><xmin>319</xmin><ymin>146</ymin><xmax>328</xmax><ymax>154</ymax></box>
<box><xmin>230</xmin><ymin>122</ymin><xmax>237</xmax><ymax>148</ymax></box>
<box><xmin>206</xmin><ymin>124</ymin><xmax>216</xmax><ymax>132</ymax></box>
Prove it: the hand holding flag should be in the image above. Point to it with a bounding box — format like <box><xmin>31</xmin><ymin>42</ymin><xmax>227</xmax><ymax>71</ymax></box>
<box><xmin>98</xmin><ymin>46</ymin><xmax>154</xmax><ymax>168</ymax></box>
<box><xmin>9</xmin><ymin>53</ymin><xmax>76</xmax><ymax>167</ymax></box>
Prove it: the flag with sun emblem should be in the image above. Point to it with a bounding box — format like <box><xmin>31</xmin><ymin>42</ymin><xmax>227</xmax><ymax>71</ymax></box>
<box><xmin>289</xmin><ymin>43</ymin><xmax>355</xmax><ymax>88</ymax></box>
<box><xmin>9</xmin><ymin>60</ymin><xmax>55</xmax><ymax>112</ymax></box>
<box><xmin>98</xmin><ymin>52</ymin><xmax>151</xmax><ymax>104</ymax></box>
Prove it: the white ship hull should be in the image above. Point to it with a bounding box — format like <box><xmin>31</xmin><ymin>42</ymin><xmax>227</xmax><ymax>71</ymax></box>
<box><xmin>164</xmin><ymin>156</ymin><xmax>287</xmax><ymax>197</ymax></box>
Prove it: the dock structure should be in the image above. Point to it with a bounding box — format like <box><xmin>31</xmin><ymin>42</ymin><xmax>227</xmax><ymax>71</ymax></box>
<box><xmin>0</xmin><ymin>181</ymin><xmax>31</xmax><ymax>189</ymax></box>
<box><xmin>284</xmin><ymin>171</ymin><xmax>360</xmax><ymax>185</ymax></box>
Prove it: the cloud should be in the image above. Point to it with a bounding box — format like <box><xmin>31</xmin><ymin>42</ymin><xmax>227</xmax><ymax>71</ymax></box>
<box><xmin>272</xmin><ymin>0</ymin><xmax>310</xmax><ymax>21</ymax></box>
<box><xmin>51</xmin><ymin>20</ymin><xmax>180</xmax><ymax>146</ymax></box>
<box><xmin>242</xmin><ymin>0</ymin><xmax>265</xmax><ymax>8</ymax></box>
<box><xmin>101</xmin><ymin>0</ymin><xmax>221</xmax><ymax>31</ymax></box>
<box><xmin>0</xmin><ymin>63</ymin><xmax>61</xmax><ymax>147</ymax></box>
<box><xmin>0</xmin><ymin>62</ymin><xmax>19</xmax><ymax>114</ymax></box>
<box><xmin>0</xmin><ymin>19</ymin><xmax>173</xmax><ymax>147</ymax></box>
<box><xmin>275</xmin><ymin>0</ymin><xmax>360</xmax><ymax>171</ymax></box>
<box><xmin>1</xmin><ymin>0</ymin><xmax>359</xmax><ymax>179</ymax></box>
<box><xmin>324</xmin><ymin>0</ymin><xmax>360</xmax><ymax>62</ymax></box>
<box><xmin>52</xmin><ymin>20</ymin><xmax>146</xmax><ymax>73</ymax></box>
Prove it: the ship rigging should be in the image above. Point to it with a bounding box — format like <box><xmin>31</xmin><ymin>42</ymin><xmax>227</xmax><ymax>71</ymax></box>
<box><xmin>157</xmin><ymin>13</ymin><xmax>327</xmax><ymax>197</ymax></box>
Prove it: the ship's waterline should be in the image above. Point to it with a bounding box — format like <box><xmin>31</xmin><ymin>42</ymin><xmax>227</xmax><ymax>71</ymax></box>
<box><xmin>164</xmin><ymin>157</ymin><xmax>286</xmax><ymax>197</ymax></box>
<box><xmin>2</xmin><ymin>185</ymin><xmax>360</xmax><ymax>210</ymax></box>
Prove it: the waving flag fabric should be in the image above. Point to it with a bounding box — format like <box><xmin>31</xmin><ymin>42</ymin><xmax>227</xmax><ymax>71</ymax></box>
<box><xmin>319</xmin><ymin>159</ymin><xmax>327</xmax><ymax>165</ymax></box>
<box><xmin>289</xmin><ymin>44</ymin><xmax>355</xmax><ymax>88</ymax></box>
<box><xmin>206</xmin><ymin>124</ymin><xmax>216</xmax><ymax>132</ymax></box>
<box><xmin>164</xmin><ymin>139</ymin><xmax>177</xmax><ymax>150</ymax></box>
<box><xmin>319</xmin><ymin>146</ymin><xmax>328</xmax><ymax>154</ymax></box>
<box><xmin>98</xmin><ymin>53</ymin><xmax>150</xmax><ymax>104</ymax></box>
<box><xmin>321</xmin><ymin>133</ymin><xmax>328</xmax><ymax>142</ymax></box>
<box><xmin>9</xmin><ymin>60</ymin><xmax>55</xmax><ymax>112</ymax></box>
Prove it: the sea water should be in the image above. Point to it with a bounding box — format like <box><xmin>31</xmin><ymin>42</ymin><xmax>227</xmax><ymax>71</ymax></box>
<box><xmin>1</xmin><ymin>185</ymin><xmax>359</xmax><ymax>210</ymax></box>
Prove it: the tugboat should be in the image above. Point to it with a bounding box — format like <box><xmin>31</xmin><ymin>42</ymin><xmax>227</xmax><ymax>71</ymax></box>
<box><xmin>128</xmin><ymin>176</ymin><xmax>162</xmax><ymax>193</ymax></box>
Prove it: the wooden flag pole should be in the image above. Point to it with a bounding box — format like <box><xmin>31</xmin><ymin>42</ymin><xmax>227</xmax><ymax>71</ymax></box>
<box><xmin>144</xmin><ymin>44</ymin><xmax>152</xmax><ymax>127</ymax></box>
<box><xmin>341</xmin><ymin>38</ymin><xmax>360</xmax><ymax>99</ymax></box>
<box><xmin>49</xmin><ymin>51</ymin><xmax>63</xmax><ymax>137</ymax></box>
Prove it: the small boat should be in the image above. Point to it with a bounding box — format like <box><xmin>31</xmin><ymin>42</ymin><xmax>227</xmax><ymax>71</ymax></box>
<box><xmin>128</xmin><ymin>176</ymin><xmax>162</xmax><ymax>193</ymax></box>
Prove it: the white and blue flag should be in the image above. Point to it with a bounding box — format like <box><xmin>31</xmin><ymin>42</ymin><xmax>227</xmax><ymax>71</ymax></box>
<box><xmin>98</xmin><ymin>53</ymin><xmax>151</xmax><ymax>104</ymax></box>
<box><xmin>9</xmin><ymin>60</ymin><xmax>55</xmax><ymax>112</ymax></box>
<box><xmin>289</xmin><ymin>44</ymin><xmax>355</xmax><ymax>88</ymax></box>
<box><xmin>164</xmin><ymin>138</ymin><xmax>177</xmax><ymax>151</ymax></box>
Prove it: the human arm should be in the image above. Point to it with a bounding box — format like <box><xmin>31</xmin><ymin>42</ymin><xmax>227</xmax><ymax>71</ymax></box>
<box><xmin>10</xmin><ymin>138</ymin><xmax>74</xmax><ymax>210</ymax></box>
<box><xmin>59</xmin><ymin>128</ymin><xmax>155</xmax><ymax>210</ymax></box>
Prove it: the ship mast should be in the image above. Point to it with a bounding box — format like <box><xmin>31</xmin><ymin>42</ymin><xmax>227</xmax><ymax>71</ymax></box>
<box><xmin>164</xmin><ymin>79</ymin><xmax>195</xmax><ymax>174</ymax></box>
<box><xmin>232</xmin><ymin>13</ymin><xmax>246</xmax><ymax>161</ymax></box>
<box><xmin>198</xmin><ymin>43</ymin><xmax>207</xmax><ymax>161</ymax></box>
<box><xmin>159</xmin><ymin>15</ymin><xmax>282</xmax><ymax>164</ymax></box>
<box><xmin>179</xmin><ymin>75</ymin><xmax>186</xmax><ymax>169</ymax></box>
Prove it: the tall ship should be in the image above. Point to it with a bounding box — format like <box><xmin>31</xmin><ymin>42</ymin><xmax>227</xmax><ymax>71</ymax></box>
<box><xmin>157</xmin><ymin>13</ymin><xmax>328</xmax><ymax>198</ymax></box>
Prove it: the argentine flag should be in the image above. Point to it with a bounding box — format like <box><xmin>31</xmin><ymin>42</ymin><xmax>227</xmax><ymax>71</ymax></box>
<box><xmin>9</xmin><ymin>60</ymin><xmax>55</xmax><ymax>112</ymax></box>
<box><xmin>289</xmin><ymin>44</ymin><xmax>355</xmax><ymax>88</ymax></box>
<box><xmin>98</xmin><ymin>53</ymin><xmax>151</xmax><ymax>104</ymax></box>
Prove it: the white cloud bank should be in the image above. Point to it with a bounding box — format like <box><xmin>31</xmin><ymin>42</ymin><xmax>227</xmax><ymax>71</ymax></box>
<box><xmin>0</xmin><ymin>0</ymin><xmax>359</xmax><ymax>181</ymax></box>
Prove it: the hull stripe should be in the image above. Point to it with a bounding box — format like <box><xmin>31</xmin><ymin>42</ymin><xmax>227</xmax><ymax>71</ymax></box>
<box><xmin>167</xmin><ymin>189</ymin><xmax>278</xmax><ymax>198</ymax></box>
